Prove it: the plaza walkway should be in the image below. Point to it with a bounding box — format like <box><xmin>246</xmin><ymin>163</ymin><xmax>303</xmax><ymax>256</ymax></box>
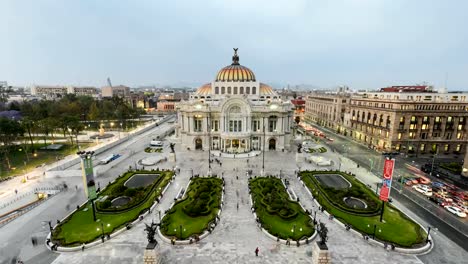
<box><xmin>49</xmin><ymin>147</ymin><xmax>434</xmax><ymax>264</ymax></box>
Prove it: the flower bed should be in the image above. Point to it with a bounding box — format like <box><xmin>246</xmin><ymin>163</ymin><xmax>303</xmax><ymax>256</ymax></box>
<box><xmin>51</xmin><ymin>170</ymin><xmax>173</xmax><ymax>246</ymax></box>
<box><xmin>160</xmin><ymin>177</ymin><xmax>223</xmax><ymax>240</ymax></box>
<box><xmin>301</xmin><ymin>170</ymin><xmax>426</xmax><ymax>247</ymax></box>
<box><xmin>144</xmin><ymin>147</ymin><xmax>163</xmax><ymax>153</ymax></box>
<box><xmin>249</xmin><ymin>177</ymin><xmax>314</xmax><ymax>241</ymax></box>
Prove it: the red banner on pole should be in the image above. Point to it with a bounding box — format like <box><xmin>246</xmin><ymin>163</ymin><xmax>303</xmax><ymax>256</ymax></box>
<box><xmin>379</xmin><ymin>159</ymin><xmax>395</xmax><ymax>201</ymax></box>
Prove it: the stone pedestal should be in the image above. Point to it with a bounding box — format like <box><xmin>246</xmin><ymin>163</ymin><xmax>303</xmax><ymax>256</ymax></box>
<box><xmin>312</xmin><ymin>241</ymin><xmax>331</xmax><ymax>264</ymax></box>
<box><xmin>143</xmin><ymin>242</ymin><xmax>161</xmax><ymax>264</ymax></box>
<box><xmin>169</xmin><ymin>153</ymin><xmax>176</xmax><ymax>162</ymax></box>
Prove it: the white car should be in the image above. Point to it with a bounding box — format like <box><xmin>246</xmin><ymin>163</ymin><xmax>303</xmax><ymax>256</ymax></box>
<box><xmin>412</xmin><ymin>184</ymin><xmax>432</xmax><ymax>196</ymax></box>
<box><xmin>444</xmin><ymin>205</ymin><xmax>467</xmax><ymax>218</ymax></box>
<box><xmin>457</xmin><ymin>204</ymin><xmax>468</xmax><ymax>214</ymax></box>
<box><xmin>150</xmin><ymin>140</ymin><xmax>163</xmax><ymax>147</ymax></box>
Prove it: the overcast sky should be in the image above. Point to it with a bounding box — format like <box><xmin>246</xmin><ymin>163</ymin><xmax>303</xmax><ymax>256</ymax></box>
<box><xmin>1</xmin><ymin>0</ymin><xmax>467</xmax><ymax>90</ymax></box>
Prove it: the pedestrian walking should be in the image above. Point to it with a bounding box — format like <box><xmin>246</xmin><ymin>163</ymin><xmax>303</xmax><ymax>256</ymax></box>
<box><xmin>82</xmin><ymin>243</ymin><xmax>85</xmax><ymax>251</ymax></box>
<box><xmin>15</xmin><ymin>189</ymin><xmax>18</xmax><ymax>195</ymax></box>
<box><xmin>255</xmin><ymin>247</ymin><xmax>259</xmax><ymax>256</ymax></box>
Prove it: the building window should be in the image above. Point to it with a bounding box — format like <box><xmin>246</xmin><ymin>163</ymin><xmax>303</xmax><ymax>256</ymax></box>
<box><xmin>409</xmin><ymin>132</ymin><xmax>415</xmax><ymax>139</ymax></box>
<box><xmin>227</xmin><ymin>87</ymin><xmax>231</xmax><ymax>94</ymax></box>
<box><xmin>409</xmin><ymin>124</ymin><xmax>417</xmax><ymax>130</ymax></box>
<box><xmin>252</xmin><ymin>87</ymin><xmax>256</xmax><ymax>94</ymax></box>
<box><xmin>458</xmin><ymin>124</ymin><xmax>463</xmax><ymax>130</ymax></box>
<box><xmin>435</xmin><ymin>116</ymin><xmax>441</xmax><ymax>123</ymax></box>
<box><xmin>229</xmin><ymin>120</ymin><xmax>242</xmax><ymax>132</ymax></box>
<box><xmin>444</xmin><ymin>144</ymin><xmax>450</xmax><ymax>152</ymax></box>
<box><xmin>240</xmin><ymin>87</ymin><xmax>244</xmax><ymax>94</ymax></box>
<box><xmin>221</xmin><ymin>87</ymin><xmax>225</xmax><ymax>94</ymax></box>
<box><xmin>410</xmin><ymin>116</ymin><xmax>417</xmax><ymax>123</ymax></box>
<box><xmin>395</xmin><ymin>144</ymin><xmax>401</xmax><ymax>151</ymax></box>
<box><xmin>246</xmin><ymin>87</ymin><xmax>250</xmax><ymax>94</ymax></box>
<box><xmin>252</xmin><ymin>120</ymin><xmax>260</xmax><ymax>132</ymax></box>
<box><xmin>234</xmin><ymin>87</ymin><xmax>238</xmax><ymax>94</ymax></box>
<box><xmin>212</xmin><ymin>120</ymin><xmax>219</xmax><ymax>132</ymax></box>
<box><xmin>194</xmin><ymin>117</ymin><xmax>203</xmax><ymax>132</ymax></box>
<box><xmin>268</xmin><ymin>116</ymin><xmax>277</xmax><ymax>132</ymax></box>
<box><xmin>215</xmin><ymin>87</ymin><xmax>219</xmax><ymax>94</ymax></box>
<box><xmin>420</xmin><ymin>144</ymin><xmax>425</xmax><ymax>152</ymax></box>
<box><xmin>456</xmin><ymin>144</ymin><xmax>461</xmax><ymax>152</ymax></box>
<box><xmin>398</xmin><ymin>133</ymin><xmax>402</xmax><ymax>140</ymax></box>
<box><xmin>421</xmin><ymin>124</ymin><xmax>428</xmax><ymax>130</ymax></box>
<box><xmin>457</xmin><ymin>132</ymin><xmax>463</xmax><ymax>139</ymax></box>
<box><xmin>421</xmin><ymin>133</ymin><xmax>428</xmax><ymax>139</ymax></box>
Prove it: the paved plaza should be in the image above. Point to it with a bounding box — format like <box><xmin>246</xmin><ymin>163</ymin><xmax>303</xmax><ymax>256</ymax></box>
<box><xmin>1</xmin><ymin>130</ymin><xmax>467</xmax><ymax>264</ymax></box>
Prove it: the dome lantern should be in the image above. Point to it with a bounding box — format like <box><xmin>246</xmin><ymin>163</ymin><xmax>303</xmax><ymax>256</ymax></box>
<box><xmin>215</xmin><ymin>48</ymin><xmax>256</xmax><ymax>82</ymax></box>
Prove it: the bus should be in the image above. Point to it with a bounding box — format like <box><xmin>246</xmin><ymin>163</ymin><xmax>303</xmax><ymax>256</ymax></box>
<box><xmin>101</xmin><ymin>154</ymin><xmax>118</xmax><ymax>164</ymax></box>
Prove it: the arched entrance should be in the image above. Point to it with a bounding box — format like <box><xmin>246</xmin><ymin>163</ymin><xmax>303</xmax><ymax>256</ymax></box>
<box><xmin>269</xmin><ymin>138</ymin><xmax>276</xmax><ymax>150</ymax></box>
<box><xmin>195</xmin><ymin>138</ymin><xmax>203</xmax><ymax>150</ymax></box>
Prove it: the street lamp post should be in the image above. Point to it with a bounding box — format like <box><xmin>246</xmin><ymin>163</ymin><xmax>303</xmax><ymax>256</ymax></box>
<box><xmin>430</xmin><ymin>149</ymin><xmax>438</xmax><ymax>176</ymax></box>
<box><xmin>262</xmin><ymin>117</ymin><xmax>266</xmax><ymax>176</ymax></box>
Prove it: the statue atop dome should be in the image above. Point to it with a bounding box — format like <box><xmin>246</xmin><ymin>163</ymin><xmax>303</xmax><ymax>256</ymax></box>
<box><xmin>232</xmin><ymin>48</ymin><xmax>239</xmax><ymax>65</ymax></box>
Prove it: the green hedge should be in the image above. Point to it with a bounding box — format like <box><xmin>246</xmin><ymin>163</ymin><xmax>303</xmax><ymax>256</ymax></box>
<box><xmin>301</xmin><ymin>170</ymin><xmax>426</xmax><ymax>247</ymax></box>
<box><xmin>160</xmin><ymin>177</ymin><xmax>223</xmax><ymax>240</ymax></box>
<box><xmin>249</xmin><ymin>177</ymin><xmax>314</xmax><ymax>241</ymax></box>
<box><xmin>95</xmin><ymin>171</ymin><xmax>168</xmax><ymax>213</ymax></box>
<box><xmin>51</xmin><ymin>170</ymin><xmax>173</xmax><ymax>246</ymax></box>
<box><xmin>302</xmin><ymin>171</ymin><xmax>381</xmax><ymax>216</ymax></box>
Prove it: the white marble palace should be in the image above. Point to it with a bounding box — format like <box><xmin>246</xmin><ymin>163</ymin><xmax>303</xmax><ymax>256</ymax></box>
<box><xmin>176</xmin><ymin>49</ymin><xmax>293</xmax><ymax>153</ymax></box>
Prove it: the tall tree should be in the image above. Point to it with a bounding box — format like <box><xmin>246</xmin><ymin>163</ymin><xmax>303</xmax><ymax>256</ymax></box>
<box><xmin>0</xmin><ymin>118</ymin><xmax>24</xmax><ymax>170</ymax></box>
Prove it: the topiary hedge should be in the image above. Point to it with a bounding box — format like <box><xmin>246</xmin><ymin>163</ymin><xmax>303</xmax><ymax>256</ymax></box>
<box><xmin>301</xmin><ymin>171</ymin><xmax>381</xmax><ymax>216</ymax></box>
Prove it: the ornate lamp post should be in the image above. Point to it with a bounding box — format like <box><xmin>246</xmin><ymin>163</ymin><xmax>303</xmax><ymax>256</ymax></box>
<box><xmin>77</xmin><ymin>151</ymin><xmax>97</xmax><ymax>221</ymax></box>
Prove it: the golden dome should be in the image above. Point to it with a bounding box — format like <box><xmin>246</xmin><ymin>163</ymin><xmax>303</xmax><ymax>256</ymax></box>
<box><xmin>260</xmin><ymin>83</ymin><xmax>275</xmax><ymax>95</ymax></box>
<box><xmin>195</xmin><ymin>83</ymin><xmax>211</xmax><ymax>95</ymax></box>
<box><xmin>215</xmin><ymin>48</ymin><xmax>256</xmax><ymax>82</ymax></box>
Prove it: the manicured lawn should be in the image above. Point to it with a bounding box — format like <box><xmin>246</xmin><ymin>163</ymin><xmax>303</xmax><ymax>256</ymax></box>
<box><xmin>160</xmin><ymin>177</ymin><xmax>222</xmax><ymax>240</ymax></box>
<box><xmin>0</xmin><ymin>142</ymin><xmax>94</xmax><ymax>178</ymax></box>
<box><xmin>301</xmin><ymin>171</ymin><xmax>426</xmax><ymax>247</ymax></box>
<box><xmin>51</xmin><ymin>170</ymin><xmax>173</xmax><ymax>246</ymax></box>
<box><xmin>250</xmin><ymin>177</ymin><xmax>314</xmax><ymax>241</ymax></box>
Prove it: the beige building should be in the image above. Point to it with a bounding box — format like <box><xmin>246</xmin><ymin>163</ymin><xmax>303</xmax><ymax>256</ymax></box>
<box><xmin>305</xmin><ymin>90</ymin><xmax>468</xmax><ymax>155</ymax></box>
<box><xmin>101</xmin><ymin>85</ymin><xmax>130</xmax><ymax>98</ymax></box>
<box><xmin>30</xmin><ymin>85</ymin><xmax>98</xmax><ymax>99</ymax></box>
<box><xmin>304</xmin><ymin>92</ymin><xmax>350</xmax><ymax>133</ymax></box>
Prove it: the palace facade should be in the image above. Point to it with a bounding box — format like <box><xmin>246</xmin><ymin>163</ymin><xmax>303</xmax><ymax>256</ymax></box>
<box><xmin>176</xmin><ymin>49</ymin><xmax>293</xmax><ymax>153</ymax></box>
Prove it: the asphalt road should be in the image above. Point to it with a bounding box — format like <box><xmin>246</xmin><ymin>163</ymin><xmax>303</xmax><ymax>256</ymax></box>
<box><xmin>306</xmin><ymin>124</ymin><xmax>468</xmax><ymax>249</ymax></box>
<box><xmin>0</xmin><ymin>118</ymin><xmax>176</xmax><ymax>264</ymax></box>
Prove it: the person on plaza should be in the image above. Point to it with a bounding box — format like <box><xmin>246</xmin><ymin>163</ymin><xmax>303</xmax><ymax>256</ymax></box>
<box><xmin>15</xmin><ymin>189</ymin><xmax>18</xmax><ymax>195</ymax></box>
<box><xmin>82</xmin><ymin>243</ymin><xmax>85</xmax><ymax>251</ymax></box>
<box><xmin>255</xmin><ymin>247</ymin><xmax>259</xmax><ymax>256</ymax></box>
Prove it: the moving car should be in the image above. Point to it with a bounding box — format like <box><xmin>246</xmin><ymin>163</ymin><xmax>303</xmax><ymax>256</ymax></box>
<box><xmin>412</xmin><ymin>184</ymin><xmax>432</xmax><ymax>196</ymax></box>
<box><xmin>150</xmin><ymin>140</ymin><xmax>163</xmax><ymax>147</ymax></box>
<box><xmin>444</xmin><ymin>205</ymin><xmax>467</xmax><ymax>218</ymax></box>
<box><xmin>428</xmin><ymin>196</ymin><xmax>449</xmax><ymax>207</ymax></box>
<box><xmin>100</xmin><ymin>154</ymin><xmax>119</xmax><ymax>164</ymax></box>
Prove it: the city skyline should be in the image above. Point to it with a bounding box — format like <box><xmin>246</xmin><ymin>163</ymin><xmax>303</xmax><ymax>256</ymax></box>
<box><xmin>1</xmin><ymin>0</ymin><xmax>468</xmax><ymax>90</ymax></box>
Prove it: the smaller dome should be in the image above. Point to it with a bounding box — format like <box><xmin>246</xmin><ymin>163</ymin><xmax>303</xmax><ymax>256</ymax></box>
<box><xmin>260</xmin><ymin>83</ymin><xmax>275</xmax><ymax>95</ymax></box>
<box><xmin>195</xmin><ymin>83</ymin><xmax>211</xmax><ymax>95</ymax></box>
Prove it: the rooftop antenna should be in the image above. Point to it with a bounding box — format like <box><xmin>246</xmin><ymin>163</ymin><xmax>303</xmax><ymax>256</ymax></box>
<box><xmin>107</xmin><ymin>77</ymin><xmax>112</xmax><ymax>87</ymax></box>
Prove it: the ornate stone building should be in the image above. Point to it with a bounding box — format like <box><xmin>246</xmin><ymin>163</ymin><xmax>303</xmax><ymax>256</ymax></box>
<box><xmin>176</xmin><ymin>49</ymin><xmax>293</xmax><ymax>152</ymax></box>
<box><xmin>305</xmin><ymin>90</ymin><xmax>468</xmax><ymax>155</ymax></box>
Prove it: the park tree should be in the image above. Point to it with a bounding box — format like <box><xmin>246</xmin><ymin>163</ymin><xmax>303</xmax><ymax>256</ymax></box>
<box><xmin>0</xmin><ymin>118</ymin><xmax>24</xmax><ymax>170</ymax></box>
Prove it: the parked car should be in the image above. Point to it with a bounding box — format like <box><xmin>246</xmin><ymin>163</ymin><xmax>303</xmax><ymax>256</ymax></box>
<box><xmin>457</xmin><ymin>204</ymin><xmax>468</xmax><ymax>214</ymax></box>
<box><xmin>412</xmin><ymin>184</ymin><xmax>432</xmax><ymax>196</ymax></box>
<box><xmin>444</xmin><ymin>205</ymin><xmax>467</xmax><ymax>218</ymax></box>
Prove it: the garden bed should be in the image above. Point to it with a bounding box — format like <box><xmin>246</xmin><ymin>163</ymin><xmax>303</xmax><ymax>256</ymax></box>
<box><xmin>249</xmin><ymin>177</ymin><xmax>314</xmax><ymax>241</ymax></box>
<box><xmin>160</xmin><ymin>177</ymin><xmax>223</xmax><ymax>240</ymax></box>
<box><xmin>144</xmin><ymin>147</ymin><xmax>162</xmax><ymax>153</ymax></box>
<box><xmin>51</xmin><ymin>170</ymin><xmax>173</xmax><ymax>246</ymax></box>
<box><xmin>301</xmin><ymin>170</ymin><xmax>426</xmax><ymax>247</ymax></box>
